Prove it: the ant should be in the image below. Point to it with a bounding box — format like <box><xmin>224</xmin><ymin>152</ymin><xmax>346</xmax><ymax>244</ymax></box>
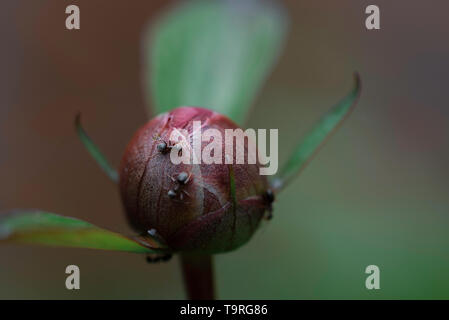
<box><xmin>263</xmin><ymin>189</ymin><xmax>275</xmax><ymax>220</ymax></box>
<box><xmin>145</xmin><ymin>253</ymin><xmax>173</xmax><ymax>263</ymax></box>
<box><xmin>151</xmin><ymin>134</ymin><xmax>183</xmax><ymax>156</ymax></box>
<box><xmin>167</xmin><ymin>171</ymin><xmax>192</xmax><ymax>201</ymax></box>
<box><xmin>176</xmin><ymin>171</ymin><xmax>192</xmax><ymax>185</ymax></box>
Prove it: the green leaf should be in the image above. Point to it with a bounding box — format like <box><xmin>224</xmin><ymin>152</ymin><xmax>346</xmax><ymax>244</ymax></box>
<box><xmin>0</xmin><ymin>210</ymin><xmax>165</xmax><ymax>253</ymax></box>
<box><xmin>75</xmin><ymin>113</ymin><xmax>118</xmax><ymax>182</ymax></box>
<box><xmin>147</xmin><ymin>0</ymin><xmax>287</xmax><ymax>124</ymax></box>
<box><xmin>271</xmin><ymin>73</ymin><xmax>361</xmax><ymax>192</ymax></box>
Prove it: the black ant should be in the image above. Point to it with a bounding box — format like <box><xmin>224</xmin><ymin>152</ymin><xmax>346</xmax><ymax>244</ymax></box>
<box><xmin>142</xmin><ymin>229</ymin><xmax>171</xmax><ymax>263</ymax></box>
<box><xmin>176</xmin><ymin>171</ymin><xmax>191</xmax><ymax>185</ymax></box>
<box><xmin>263</xmin><ymin>189</ymin><xmax>275</xmax><ymax>220</ymax></box>
<box><xmin>145</xmin><ymin>253</ymin><xmax>172</xmax><ymax>263</ymax></box>
<box><xmin>167</xmin><ymin>171</ymin><xmax>192</xmax><ymax>201</ymax></box>
<box><xmin>167</xmin><ymin>189</ymin><xmax>177</xmax><ymax>199</ymax></box>
<box><xmin>263</xmin><ymin>189</ymin><xmax>275</xmax><ymax>203</ymax></box>
<box><xmin>156</xmin><ymin>140</ymin><xmax>169</xmax><ymax>154</ymax></box>
<box><xmin>151</xmin><ymin>135</ymin><xmax>183</xmax><ymax>157</ymax></box>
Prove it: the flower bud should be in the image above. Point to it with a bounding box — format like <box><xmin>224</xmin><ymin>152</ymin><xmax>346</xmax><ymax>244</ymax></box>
<box><xmin>119</xmin><ymin>106</ymin><xmax>272</xmax><ymax>253</ymax></box>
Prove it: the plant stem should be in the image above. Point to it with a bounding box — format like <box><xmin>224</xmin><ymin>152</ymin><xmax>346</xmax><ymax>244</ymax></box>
<box><xmin>180</xmin><ymin>254</ymin><xmax>215</xmax><ymax>300</ymax></box>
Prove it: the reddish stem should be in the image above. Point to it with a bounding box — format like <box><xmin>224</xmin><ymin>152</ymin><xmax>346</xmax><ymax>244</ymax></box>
<box><xmin>180</xmin><ymin>254</ymin><xmax>215</xmax><ymax>300</ymax></box>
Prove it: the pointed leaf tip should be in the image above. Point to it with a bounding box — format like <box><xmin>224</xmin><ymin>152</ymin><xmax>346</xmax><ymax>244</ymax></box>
<box><xmin>272</xmin><ymin>73</ymin><xmax>361</xmax><ymax>192</ymax></box>
<box><xmin>0</xmin><ymin>210</ymin><xmax>167</xmax><ymax>254</ymax></box>
<box><xmin>147</xmin><ymin>0</ymin><xmax>288</xmax><ymax>124</ymax></box>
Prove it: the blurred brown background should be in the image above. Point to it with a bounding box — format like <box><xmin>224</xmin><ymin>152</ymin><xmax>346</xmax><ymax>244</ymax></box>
<box><xmin>1</xmin><ymin>0</ymin><xmax>449</xmax><ymax>299</ymax></box>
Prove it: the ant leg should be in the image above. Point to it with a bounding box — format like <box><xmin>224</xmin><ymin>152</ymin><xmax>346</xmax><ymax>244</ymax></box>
<box><xmin>166</xmin><ymin>173</ymin><xmax>177</xmax><ymax>183</ymax></box>
<box><xmin>184</xmin><ymin>172</ymin><xmax>192</xmax><ymax>184</ymax></box>
<box><xmin>145</xmin><ymin>253</ymin><xmax>173</xmax><ymax>263</ymax></box>
<box><xmin>181</xmin><ymin>189</ymin><xmax>191</xmax><ymax>198</ymax></box>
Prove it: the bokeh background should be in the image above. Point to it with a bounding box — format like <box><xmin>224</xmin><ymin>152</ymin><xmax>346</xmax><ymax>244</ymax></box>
<box><xmin>1</xmin><ymin>0</ymin><xmax>449</xmax><ymax>299</ymax></box>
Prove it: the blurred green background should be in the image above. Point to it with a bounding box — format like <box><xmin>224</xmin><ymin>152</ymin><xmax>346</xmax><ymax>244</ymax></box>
<box><xmin>1</xmin><ymin>0</ymin><xmax>449</xmax><ymax>299</ymax></box>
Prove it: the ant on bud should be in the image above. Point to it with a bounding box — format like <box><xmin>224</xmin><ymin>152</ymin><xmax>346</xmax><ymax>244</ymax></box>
<box><xmin>152</xmin><ymin>135</ymin><xmax>183</xmax><ymax>156</ymax></box>
<box><xmin>176</xmin><ymin>171</ymin><xmax>191</xmax><ymax>185</ymax></box>
<box><xmin>167</xmin><ymin>189</ymin><xmax>177</xmax><ymax>199</ymax></box>
<box><xmin>263</xmin><ymin>189</ymin><xmax>275</xmax><ymax>220</ymax></box>
<box><xmin>156</xmin><ymin>141</ymin><xmax>168</xmax><ymax>153</ymax></box>
<box><xmin>264</xmin><ymin>189</ymin><xmax>275</xmax><ymax>204</ymax></box>
<box><xmin>166</xmin><ymin>171</ymin><xmax>193</xmax><ymax>201</ymax></box>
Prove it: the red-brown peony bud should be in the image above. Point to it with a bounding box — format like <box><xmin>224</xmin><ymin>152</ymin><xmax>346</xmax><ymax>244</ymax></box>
<box><xmin>119</xmin><ymin>106</ymin><xmax>272</xmax><ymax>254</ymax></box>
